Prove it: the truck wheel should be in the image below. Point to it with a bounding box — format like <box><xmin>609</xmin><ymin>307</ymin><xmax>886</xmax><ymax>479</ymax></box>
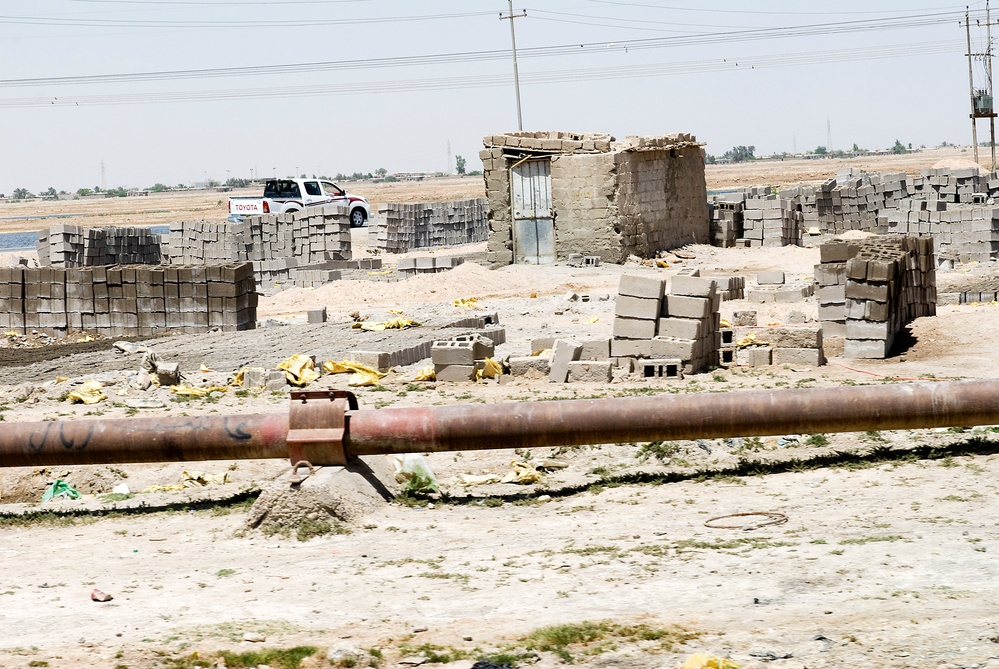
<box><xmin>350</xmin><ymin>208</ymin><xmax>367</xmax><ymax>227</ymax></box>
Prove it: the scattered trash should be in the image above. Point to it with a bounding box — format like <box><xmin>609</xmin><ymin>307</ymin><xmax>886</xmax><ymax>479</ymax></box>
<box><xmin>112</xmin><ymin>483</ymin><xmax>130</xmax><ymax>496</ymax></box>
<box><xmin>323</xmin><ymin>360</ymin><xmax>387</xmax><ymax>387</ymax></box>
<box><xmin>352</xmin><ymin>317</ymin><xmax>421</xmax><ymax>331</ymax></box>
<box><xmin>720</xmin><ymin>318</ymin><xmax>732</xmax><ymax>328</ymax></box>
<box><xmin>453</xmin><ymin>297</ymin><xmax>479</xmax><ymax>308</ymax></box>
<box><xmin>704</xmin><ymin>511</ymin><xmax>789</xmax><ymax>531</ymax></box>
<box><xmin>680</xmin><ymin>653</ymin><xmax>741</xmax><ymax>669</ymax></box>
<box><xmin>199</xmin><ymin>364</ymin><xmax>215</xmax><ymax>373</ymax></box>
<box><xmin>476</xmin><ymin>358</ymin><xmax>503</xmax><ymax>381</ymax></box>
<box><xmin>141</xmin><ymin>471</ymin><xmax>230</xmax><ymax>493</ymax></box>
<box><xmin>90</xmin><ymin>588</ymin><xmax>113</xmax><ymax>602</ymax></box>
<box><xmin>749</xmin><ymin>651</ymin><xmax>793</xmax><ymax>662</ymax></box>
<box><xmin>67</xmin><ymin>380</ymin><xmax>106</xmax><ymax>405</ymax></box>
<box><xmin>735</xmin><ymin>333</ymin><xmax>758</xmax><ymax>348</ymax></box>
<box><xmin>459</xmin><ymin>473</ymin><xmax>501</xmax><ymax>486</ymax></box>
<box><xmin>777</xmin><ymin>435</ymin><xmax>800</xmax><ymax>447</ymax></box>
<box><xmin>471</xmin><ymin>661</ymin><xmax>511</xmax><ymax>669</ymax></box>
<box><xmin>655</xmin><ymin>259</ymin><xmax>670</xmax><ymax>268</ymax></box>
<box><xmin>113</xmin><ymin>341</ymin><xmax>147</xmax><ymax>354</ymax></box>
<box><xmin>410</xmin><ymin>366</ymin><xmax>436</xmax><ymax>382</ymax></box>
<box><xmin>500</xmin><ymin>460</ymin><xmax>542</xmax><ymax>485</ymax></box>
<box><xmin>169</xmin><ymin>384</ymin><xmax>227</xmax><ymax>398</ymax></box>
<box><xmin>394</xmin><ymin>454</ymin><xmax>440</xmax><ymax>494</ymax></box>
<box><xmin>42</xmin><ymin>479</ymin><xmax>81</xmax><ymax>502</ymax></box>
<box><xmin>586</xmin><ymin>316</ymin><xmax>600</xmax><ymax>323</ymax></box>
<box><xmin>278</xmin><ymin>354</ymin><xmax>321</xmax><ymax>386</ymax></box>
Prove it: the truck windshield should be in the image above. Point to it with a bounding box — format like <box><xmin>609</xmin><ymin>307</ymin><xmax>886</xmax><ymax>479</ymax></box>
<box><xmin>264</xmin><ymin>180</ymin><xmax>301</xmax><ymax>199</ymax></box>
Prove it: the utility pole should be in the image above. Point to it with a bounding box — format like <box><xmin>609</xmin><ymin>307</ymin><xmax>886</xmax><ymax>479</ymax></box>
<box><xmin>826</xmin><ymin>118</ymin><xmax>832</xmax><ymax>153</ymax></box>
<box><xmin>500</xmin><ymin>1</ymin><xmax>527</xmax><ymax>131</ymax></box>
<box><xmin>447</xmin><ymin>139</ymin><xmax>452</xmax><ymax>175</ymax></box>
<box><xmin>967</xmin><ymin>2</ymin><xmax>998</xmax><ymax>171</ymax></box>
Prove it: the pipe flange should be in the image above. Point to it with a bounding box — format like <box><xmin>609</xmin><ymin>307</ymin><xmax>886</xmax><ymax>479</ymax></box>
<box><xmin>287</xmin><ymin>390</ymin><xmax>357</xmax><ymax>466</ymax></box>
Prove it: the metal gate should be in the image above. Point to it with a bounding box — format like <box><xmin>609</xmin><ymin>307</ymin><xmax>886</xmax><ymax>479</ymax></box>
<box><xmin>510</xmin><ymin>158</ymin><xmax>555</xmax><ymax>264</ymax></box>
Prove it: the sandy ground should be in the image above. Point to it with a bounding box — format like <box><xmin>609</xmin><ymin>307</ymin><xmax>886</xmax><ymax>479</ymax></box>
<box><xmin>1</xmin><ymin>155</ymin><xmax>999</xmax><ymax>668</ymax></box>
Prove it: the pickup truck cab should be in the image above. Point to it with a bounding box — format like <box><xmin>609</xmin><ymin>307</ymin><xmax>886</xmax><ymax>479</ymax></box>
<box><xmin>228</xmin><ymin>178</ymin><xmax>371</xmax><ymax>227</ymax></box>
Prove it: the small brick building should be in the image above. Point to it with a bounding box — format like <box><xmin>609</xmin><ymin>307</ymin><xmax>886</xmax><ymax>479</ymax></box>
<box><xmin>479</xmin><ymin>131</ymin><xmax>709</xmax><ymax>265</ymax></box>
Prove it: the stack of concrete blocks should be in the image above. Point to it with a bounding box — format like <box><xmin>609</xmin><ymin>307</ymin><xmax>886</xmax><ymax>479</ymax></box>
<box><xmin>167</xmin><ymin>220</ymin><xmax>245</xmax><ymax>265</ymax></box>
<box><xmin>746</xmin><ymin>271</ymin><xmax>814</xmax><ymax>303</ymax></box>
<box><xmin>709</xmin><ymin>193</ymin><xmax>744</xmax><ymax>247</ymax></box>
<box><xmin>0</xmin><ymin>263</ymin><xmax>256</xmax><ymax>337</ymax></box>
<box><xmin>740</xmin><ymin>193</ymin><xmax>800</xmax><ymax>247</ymax></box>
<box><xmin>482</xmin><ymin>131</ymin><xmax>708</xmax><ymax>265</ymax></box>
<box><xmin>397</xmin><ymin>256</ymin><xmax>465</xmax><ymax>274</ymax></box>
<box><xmin>292</xmin><ymin>266</ymin><xmax>342</xmax><ymax>288</ymax></box>
<box><xmin>655</xmin><ymin>275</ymin><xmax>721</xmax><ymax>375</ymax></box>
<box><xmin>814</xmin><ymin>240</ymin><xmax>858</xmax><ymax>337</ymax></box>
<box><xmin>717</xmin><ymin>276</ymin><xmax>746</xmax><ymax>301</ymax></box>
<box><xmin>431</xmin><ymin>333</ymin><xmax>496</xmax><ymax>382</ymax></box>
<box><xmin>369</xmin><ymin>199</ymin><xmax>488</xmax><ymax>253</ymax></box>
<box><xmin>816</xmin><ymin>235</ymin><xmax>936</xmax><ymax>358</ymax></box>
<box><xmin>732</xmin><ymin>326</ymin><xmax>825</xmax><ymax>368</ymax></box>
<box><xmin>941</xmin><ymin>277</ymin><xmax>999</xmax><ymax>304</ymax></box>
<box><xmin>38</xmin><ymin>225</ymin><xmax>163</xmax><ymax>268</ymax></box>
<box><xmin>882</xmin><ymin>201</ymin><xmax>999</xmax><ymax>264</ymax></box>
<box><xmin>612</xmin><ymin>274</ymin><xmax>665</xmax><ymax>361</ymax></box>
<box><xmin>240</xmin><ymin>368</ymin><xmax>288</xmax><ymax>391</ymax></box>
<box><xmin>344</xmin><ymin>327</ymin><xmax>505</xmax><ymax>376</ymax></box>
<box><xmin>566</xmin><ymin>253</ymin><xmax>603</xmax><ymax>267</ymax></box>
<box><xmin>908</xmin><ymin>168</ymin><xmax>986</xmax><ymax>203</ymax></box>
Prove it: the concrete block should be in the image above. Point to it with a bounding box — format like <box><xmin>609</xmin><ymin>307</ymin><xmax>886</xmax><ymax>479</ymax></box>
<box><xmin>549</xmin><ymin>339</ymin><xmax>583</xmax><ymax>383</ymax></box>
<box><xmin>618</xmin><ymin>274</ymin><xmax>665</xmax><ymax>300</ymax></box>
<box><xmin>434</xmin><ymin>364</ymin><xmax>476</xmax><ymax>382</ymax></box>
<box><xmin>843</xmin><ymin>338</ymin><xmax>890</xmax><ymax>359</ymax></box>
<box><xmin>567</xmin><ymin>360</ymin><xmax>613</xmax><ymax>383</ymax></box>
<box><xmin>735</xmin><ymin>346</ymin><xmax>772</xmax><ymax>367</ymax></box>
<box><xmin>346</xmin><ymin>350</ymin><xmax>391</xmax><ymax>373</ymax></box>
<box><xmin>509</xmin><ymin>356</ymin><xmax>551</xmax><ymax>376</ymax></box>
<box><xmin>757</xmin><ymin>270</ymin><xmax>786</xmax><ymax>285</ymax></box>
<box><xmin>580</xmin><ymin>339</ymin><xmax>611</xmax><ymax>361</ymax></box>
<box><xmin>753</xmin><ymin>326</ymin><xmax>822</xmax><ymax>349</ymax></box>
<box><xmin>530</xmin><ymin>337</ymin><xmax>556</xmax><ymax>354</ymax></box>
<box><xmin>638</xmin><ymin>358</ymin><xmax>683</xmax><ymax>379</ymax></box>
<box><xmin>615</xmin><ymin>294</ymin><xmax>662</xmax><ymax>320</ymax></box>
<box><xmin>449</xmin><ymin>333</ymin><xmax>495</xmax><ymax>359</ymax></box>
<box><xmin>155</xmin><ymin>362</ymin><xmax>181</xmax><ymax>387</ymax></box>
<box><xmin>663</xmin><ymin>295</ymin><xmax>711</xmax><ymax>319</ymax></box>
<box><xmin>657</xmin><ymin>317</ymin><xmax>704</xmax><ymax>340</ymax></box>
<box><xmin>845</xmin><ymin>320</ymin><xmax>893</xmax><ymax>340</ymax></box>
<box><xmin>307</xmin><ymin>307</ymin><xmax>327</xmax><ymax>324</ymax></box>
<box><xmin>610</xmin><ymin>338</ymin><xmax>654</xmax><ymax>358</ymax></box>
<box><xmin>613</xmin><ymin>316</ymin><xmax>657</xmax><ymax>340</ymax></box>
<box><xmin>669</xmin><ymin>275</ymin><xmax>717</xmax><ymax>298</ymax></box>
<box><xmin>650</xmin><ymin>336</ymin><xmax>697</xmax><ymax>360</ymax></box>
<box><xmin>733</xmin><ymin>311</ymin><xmax>757</xmax><ymax>327</ymax></box>
<box><xmin>431</xmin><ymin>340</ymin><xmax>476</xmax><ymax>365</ymax></box>
<box><xmin>772</xmin><ymin>347</ymin><xmax>825</xmax><ymax>367</ymax></box>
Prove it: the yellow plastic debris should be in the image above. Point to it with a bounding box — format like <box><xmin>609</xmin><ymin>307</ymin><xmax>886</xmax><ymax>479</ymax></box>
<box><xmin>368</xmin><ymin>270</ymin><xmax>392</xmax><ymax>276</ymax></box>
<box><xmin>586</xmin><ymin>316</ymin><xmax>600</xmax><ymax>323</ymax></box>
<box><xmin>680</xmin><ymin>653</ymin><xmax>741</xmax><ymax>669</ymax></box>
<box><xmin>67</xmin><ymin>379</ymin><xmax>106</xmax><ymax>405</ymax></box>
<box><xmin>322</xmin><ymin>360</ymin><xmax>388</xmax><ymax>387</ymax></box>
<box><xmin>459</xmin><ymin>473</ymin><xmax>501</xmax><ymax>486</ymax></box>
<box><xmin>735</xmin><ymin>333</ymin><xmax>758</xmax><ymax>348</ymax></box>
<box><xmin>3</xmin><ymin>330</ymin><xmax>18</xmax><ymax>337</ymax></box>
<box><xmin>199</xmin><ymin>364</ymin><xmax>215</xmax><ymax>373</ymax></box>
<box><xmin>410</xmin><ymin>366</ymin><xmax>436</xmax><ymax>382</ymax></box>
<box><xmin>720</xmin><ymin>318</ymin><xmax>732</xmax><ymax>329</ymax></box>
<box><xmin>530</xmin><ymin>348</ymin><xmax>552</xmax><ymax>357</ymax></box>
<box><xmin>655</xmin><ymin>259</ymin><xmax>670</xmax><ymax>268</ymax></box>
<box><xmin>278</xmin><ymin>354</ymin><xmax>321</xmax><ymax>386</ymax></box>
<box><xmin>765</xmin><ymin>320</ymin><xmax>781</xmax><ymax>327</ymax></box>
<box><xmin>453</xmin><ymin>297</ymin><xmax>480</xmax><ymax>308</ymax></box>
<box><xmin>351</xmin><ymin>317</ymin><xmax>421</xmax><ymax>331</ymax></box>
<box><xmin>529</xmin><ymin>292</ymin><xmax>537</xmax><ymax>299</ymax></box>
<box><xmin>169</xmin><ymin>384</ymin><xmax>228</xmax><ymax>398</ymax></box>
<box><xmin>76</xmin><ymin>335</ymin><xmax>94</xmax><ymax>343</ymax></box>
<box><xmin>500</xmin><ymin>461</ymin><xmax>542</xmax><ymax>485</ymax></box>
<box><xmin>476</xmin><ymin>357</ymin><xmax>503</xmax><ymax>381</ymax></box>
<box><xmin>386</xmin><ymin>309</ymin><xmax>404</xmax><ymax>315</ymax></box>
<box><xmin>142</xmin><ymin>470</ymin><xmax>230</xmax><ymax>493</ymax></box>
<box><xmin>231</xmin><ymin>368</ymin><xmax>246</xmax><ymax>387</ymax></box>
<box><xmin>55</xmin><ymin>376</ymin><xmax>69</xmax><ymax>384</ymax></box>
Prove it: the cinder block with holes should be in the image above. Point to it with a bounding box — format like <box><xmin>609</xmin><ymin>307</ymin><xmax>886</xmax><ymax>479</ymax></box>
<box><xmin>639</xmin><ymin>358</ymin><xmax>683</xmax><ymax>379</ymax></box>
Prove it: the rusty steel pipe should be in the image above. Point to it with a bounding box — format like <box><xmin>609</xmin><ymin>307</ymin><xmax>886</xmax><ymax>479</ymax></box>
<box><xmin>1</xmin><ymin>380</ymin><xmax>998</xmax><ymax>468</ymax></box>
<box><xmin>345</xmin><ymin>379</ymin><xmax>999</xmax><ymax>455</ymax></box>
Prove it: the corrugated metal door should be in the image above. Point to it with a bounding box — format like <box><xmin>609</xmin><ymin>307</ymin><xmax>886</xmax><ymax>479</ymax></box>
<box><xmin>510</xmin><ymin>159</ymin><xmax>554</xmax><ymax>264</ymax></box>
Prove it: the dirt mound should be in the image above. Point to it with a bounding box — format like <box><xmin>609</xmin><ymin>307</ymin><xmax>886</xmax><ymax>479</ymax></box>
<box><xmin>931</xmin><ymin>157</ymin><xmax>985</xmax><ymax>173</ymax></box>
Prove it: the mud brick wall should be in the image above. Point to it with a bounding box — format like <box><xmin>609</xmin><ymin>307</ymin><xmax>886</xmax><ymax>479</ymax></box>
<box><xmin>815</xmin><ymin>235</ymin><xmax>935</xmax><ymax>358</ymax></box>
<box><xmin>550</xmin><ymin>152</ymin><xmax>620</xmax><ymax>261</ymax></box>
<box><xmin>481</xmin><ymin>131</ymin><xmax>706</xmax><ymax>265</ymax></box>
<box><xmin>613</xmin><ymin>145</ymin><xmax>709</xmax><ymax>261</ymax></box>
<box><xmin>0</xmin><ymin>263</ymin><xmax>256</xmax><ymax>337</ymax></box>
<box><xmin>368</xmin><ymin>199</ymin><xmax>488</xmax><ymax>253</ymax></box>
<box><xmin>38</xmin><ymin>224</ymin><xmax>163</xmax><ymax>267</ymax></box>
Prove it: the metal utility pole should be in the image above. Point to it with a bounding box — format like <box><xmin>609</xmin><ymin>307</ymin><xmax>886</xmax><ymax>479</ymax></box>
<box><xmin>500</xmin><ymin>0</ymin><xmax>527</xmax><ymax>130</ymax></box>
<box><xmin>966</xmin><ymin>2</ymin><xmax>998</xmax><ymax>171</ymax></box>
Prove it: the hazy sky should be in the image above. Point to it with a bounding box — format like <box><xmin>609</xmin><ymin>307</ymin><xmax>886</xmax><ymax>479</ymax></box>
<box><xmin>0</xmin><ymin>0</ymin><xmax>993</xmax><ymax>194</ymax></box>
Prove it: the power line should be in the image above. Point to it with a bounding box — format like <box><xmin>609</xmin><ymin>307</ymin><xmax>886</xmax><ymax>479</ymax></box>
<box><xmin>0</xmin><ymin>10</ymin><xmax>981</xmax><ymax>89</ymax></box>
<box><xmin>0</xmin><ymin>39</ymin><xmax>962</xmax><ymax>108</ymax></box>
<box><xmin>0</xmin><ymin>10</ymin><xmax>495</xmax><ymax>28</ymax></box>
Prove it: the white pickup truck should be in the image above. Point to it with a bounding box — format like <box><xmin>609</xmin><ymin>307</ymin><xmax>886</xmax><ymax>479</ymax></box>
<box><xmin>227</xmin><ymin>178</ymin><xmax>371</xmax><ymax>227</ymax></box>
